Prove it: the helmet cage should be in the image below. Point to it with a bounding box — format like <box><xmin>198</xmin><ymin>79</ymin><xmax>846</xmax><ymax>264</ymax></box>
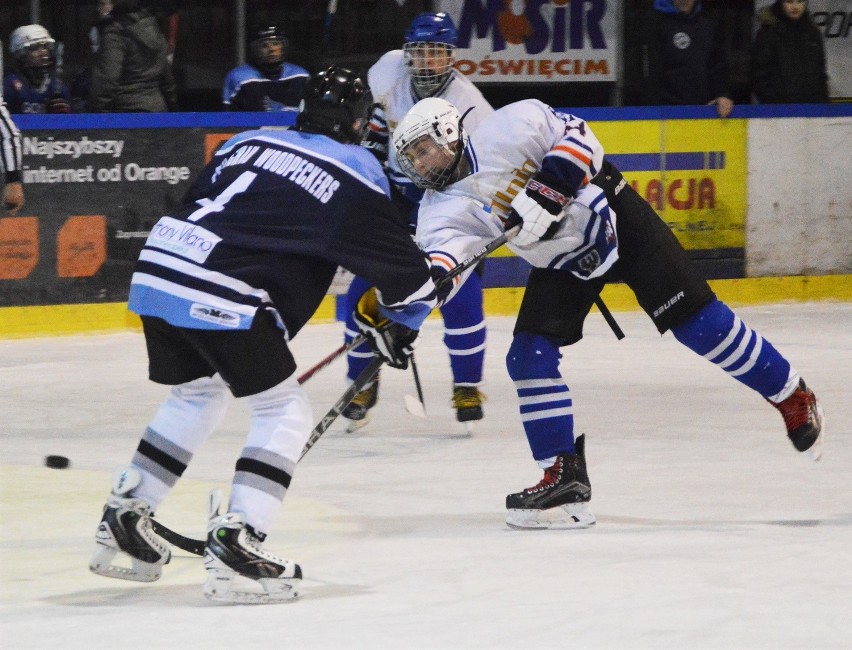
<box><xmin>403</xmin><ymin>41</ymin><xmax>456</xmax><ymax>97</ymax></box>
<box><xmin>393</xmin><ymin>99</ymin><xmax>469</xmax><ymax>190</ymax></box>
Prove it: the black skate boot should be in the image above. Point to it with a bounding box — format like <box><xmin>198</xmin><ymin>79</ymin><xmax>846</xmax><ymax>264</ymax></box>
<box><xmin>342</xmin><ymin>377</ymin><xmax>379</xmax><ymax>432</ymax></box>
<box><xmin>204</xmin><ymin>511</ymin><xmax>302</xmax><ymax>604</ymax></box>
<box><xmin>771</xmin><ymin>378</ymin><xmax>824</xmax><ymax>460</ymax></box>
<box><xmin>506</xmin><ymin>434</ymin><xmax>595</xmax><ymax>529</ymax></box>
<box><xmin>89</xmin><ymin>467</ymin><xmax>172</xmax><ymax>582</ymax></box>
<box><xmin>452</xmin><ymin>386</ymin><xmax>485</xmax><ymax>434</ymax></box>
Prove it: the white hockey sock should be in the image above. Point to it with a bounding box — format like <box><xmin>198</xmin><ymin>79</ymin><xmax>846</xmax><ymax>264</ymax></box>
<box><xmin>131</xmin><ymin>375</ymin><xmax>229</xmax><ymax>510</ymax></box>
<box><xmin>228</xmin><ymin>376</ymin><xmax>312</xmax><ymax>535</ymax></box>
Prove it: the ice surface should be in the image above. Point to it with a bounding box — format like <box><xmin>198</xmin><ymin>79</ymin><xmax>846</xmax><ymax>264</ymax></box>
<box><xmin>1</xmin><ymin>304</ymin><xmax>850</xmax><ymax>649</ymax></box>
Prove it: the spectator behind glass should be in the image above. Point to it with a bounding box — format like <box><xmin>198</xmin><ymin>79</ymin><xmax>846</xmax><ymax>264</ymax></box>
<box><xmin>3</xmin><ymin>25</ymin><xmax>72</xmax><ymax>114</ymax></box>
<box><xmin>89</xmin><ymin>0</ymin><xmax>115</xmax><ymax>54</ymax></box>
<box><xmin>90</xmin><ymin>0</ymin><xmax>177</xmax><ymax>112</ymax></box>
<box><xmin>222</xmin><ymin>24</ymin><xmax>309</xmax><ymax>112</ymax></box>
<box><xmin>751</xmin><ymin>0</ymin><xmax>828</xmax><ymax>103</ymax></box>
<box><xmin>69</xmin><ymin>0</ymin><xmax>114</xmax><ymax>113</ymax></box>
<box><xmin>638</xmin><ymin>0</ymin><xmax>734</xmax><ymax>118</ymax></box>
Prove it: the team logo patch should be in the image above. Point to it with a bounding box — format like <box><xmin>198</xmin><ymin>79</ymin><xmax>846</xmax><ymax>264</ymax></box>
<box><xmin>190</xmin><ymin>303</ymin><xmax>241</xmax><ymax>327</ymax></box>
<box><xmin>577</xmin><ymin>250</ymin><xmax>601</xmax><ymax>273</ymax></box>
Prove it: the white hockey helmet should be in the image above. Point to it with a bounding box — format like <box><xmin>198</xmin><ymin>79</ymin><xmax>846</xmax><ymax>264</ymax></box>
<box><xmin>9</xmin><ymin>24</ymin><xmax>56</xmax><ymax>70</ymax></box>
<box><xmin>392</xmin><ymin>97</ymin><xmax>470</xmax><ymax>191</ymax></box>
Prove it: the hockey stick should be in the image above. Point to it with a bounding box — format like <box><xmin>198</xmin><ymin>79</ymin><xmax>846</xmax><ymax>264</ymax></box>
<box><xmin>149</xmin><ymin>229</ymin><xmax>520</xmax><ymax>554</ymax></box>
<box><xmin>300</xmin><ymin>355</ymin><xmax>384</xmax><ymax>460</ymax></box>
<box><xmin>148</xmin><ymin>359</ymin><xmax>385</xmax><ymax>556</ymax></box>
<box><xmin>297</xmin><ymin>334</ymin><xmax>366</xmax><ymax>385</ymax></box>
<box><xmin>593</xmin><ymin>296</ymin><xmax>624</xmax><ymax>340</ymax></box>
<box><xmin>404</xmin><ymin>355</ymin><xmax>427</xmax><ymax>418</ymax></box>
<box><xmin>151</xmin><ymin>518</ymin><xmax>205</xmax><ymax>556</ymax></box>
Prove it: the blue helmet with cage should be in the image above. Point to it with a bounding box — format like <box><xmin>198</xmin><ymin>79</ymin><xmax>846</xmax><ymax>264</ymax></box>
<box><xmin>403</xmin><ymin>12</ymin><xmax>459</xmax><ymax>98</ymax></box>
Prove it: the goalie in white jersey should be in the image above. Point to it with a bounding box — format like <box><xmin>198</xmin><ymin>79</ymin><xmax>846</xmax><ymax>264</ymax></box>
<box><xmin>393</xmin><ymin>97</ymin><xmax>825</xmax><ymax>530</ymax></box>
<box><xmin>341</xmin><ymin>12</ymin><xmax>494</xmax><ymax>433</ymax></box>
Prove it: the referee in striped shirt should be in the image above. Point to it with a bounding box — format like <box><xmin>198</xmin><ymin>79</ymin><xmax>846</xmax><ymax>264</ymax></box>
<box><xmin>1</xmin><ymin>44</ymin><xmax>25</xmax><ymax>214</ymax></box>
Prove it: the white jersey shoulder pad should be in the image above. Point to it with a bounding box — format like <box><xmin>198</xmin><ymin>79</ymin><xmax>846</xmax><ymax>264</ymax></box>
<box><xmin>368</xmin><ymin>50</ymin><xmax>408</xmax><ymax>100</ymax></box>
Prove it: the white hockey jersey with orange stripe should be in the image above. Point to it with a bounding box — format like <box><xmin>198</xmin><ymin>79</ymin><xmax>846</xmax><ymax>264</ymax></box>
<box><xmin>415</xmin><ymin>99</ymin><xmax>618</xmax><ymax>295</ymax></box>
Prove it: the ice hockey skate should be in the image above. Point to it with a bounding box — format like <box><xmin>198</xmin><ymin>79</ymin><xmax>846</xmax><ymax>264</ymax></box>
<box><xmin>505</xmin><ymin>434</ymin><xmax>595</xmax><ymax>530</ymax></box>
<box><xmin>342</xmin><ymin>378</ymin><xmax>379</xmax><ymax>433</ymax></box>
<box><xmin>203</xmin><ymin>494</ymin><xmax>301</xmax><ymax>604</ymax></box>
<box><xmin>89</xmin><ymin>467</ymin><xmax>172</xmax><ymax>582</ymax></box>
<box><xmin>771</xmin><ymin>378</ymin><xmax>825</xmax><ymax>461</ymax></box>
<box><xmin>452</xmin><ymin>386</ymin><xmax>485</xmax><ymax>435</ymax></box>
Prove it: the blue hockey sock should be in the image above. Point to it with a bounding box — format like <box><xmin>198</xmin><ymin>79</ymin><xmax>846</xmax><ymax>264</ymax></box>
<box><xmin>506</xmin><ymin>333</ymin><xmax>575</xmax><ymax>461</ymax></box>
<box><xmin>670</xmin><ymin>299</ymin><xmax>796</xmax><ymax>401</ymax></box>
<box><xmin>440</xmin><ymin>271</ymin><xmax>486</xmax><ymax>385</ymax></box>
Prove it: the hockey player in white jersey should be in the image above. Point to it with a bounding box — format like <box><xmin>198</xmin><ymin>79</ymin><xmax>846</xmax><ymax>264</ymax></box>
<box><xmin>392</xmin><ymin>97</ymin><xmax>825</xmax><ymax>529</ymax></box>
<box><xmin>89</xmin><ymin>67</ymin><xmax>442</xmax><ymax>603</ymax></box>
<box><xmin>341</xmin><ymin>11</ymin><xmax>495</xmax><ymax>434</ymax></box>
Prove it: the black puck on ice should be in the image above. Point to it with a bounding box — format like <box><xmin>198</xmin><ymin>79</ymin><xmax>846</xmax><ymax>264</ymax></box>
<box><xmin>44</xmin><ymin>455</ymin><xmax>70</xmax><ymax>469</ymax></box>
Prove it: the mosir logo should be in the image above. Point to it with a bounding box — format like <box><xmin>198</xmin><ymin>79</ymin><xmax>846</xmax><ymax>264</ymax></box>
<box><xmin>147</xmin><ymin>216</ymin><xmax>221</xmax><ymax>263</ymax></box>
<box><xmin>449</xmin><ymin>0</ymin><xmax>615</xmax><ymax>82</ymax></box>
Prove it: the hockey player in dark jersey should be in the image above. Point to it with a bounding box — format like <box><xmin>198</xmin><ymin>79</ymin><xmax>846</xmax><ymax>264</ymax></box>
<box><xmin>222</xmin><ymin>24</ymin><xmax>309</xmax><ymax>112</ymax></box>
<box><xmin>393</xmin><ymin>97</ymin><xmax>824</xmax><ymax>530</ymax></box>
<box><xmin>90</xmin><ymin>66</ymin><xmax>441</xmax><ymax>604</ymax></box>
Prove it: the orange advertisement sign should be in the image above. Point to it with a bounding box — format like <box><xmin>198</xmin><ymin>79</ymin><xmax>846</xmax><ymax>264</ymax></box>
<box><xmin>57</xmin><ymin>215</ymin><xmax>106</xmax><ymax>278</ymax></box>
<box><xmin>205</xmin><ymin>133</ymin><xmax>239</xmax><ymax>163</ymax></box>
<box><xmin>0</xmin><ymin>217</ymin><xmax>39</xmax><ymax>280</ymax></box>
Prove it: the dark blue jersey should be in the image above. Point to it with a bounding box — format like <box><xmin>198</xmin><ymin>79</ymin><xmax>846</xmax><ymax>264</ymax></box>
<box><xmin>128</xmin><ymin>129</ymin><xmax>437</xmax><ymax>336</ymax></box>
<box><xmin>3</xmin><ymin>72</ymin><xmax>70</xmax><ymax>114</ymax></box>
<box><xmin>222</xmin><ymin>63</ymin><xmax>309</xmax><ymax>112</ymax></box>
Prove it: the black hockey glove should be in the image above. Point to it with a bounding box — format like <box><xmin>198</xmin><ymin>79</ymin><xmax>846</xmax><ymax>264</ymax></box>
<box><xmin>354</xmin><ymin>288</ymin><xmax>419</xmax><ymax>370</ymax></box>
<box><xmin>509</xmin><ymin>172</ymin><xmax>573</xmax><ymax>247</ymax></box>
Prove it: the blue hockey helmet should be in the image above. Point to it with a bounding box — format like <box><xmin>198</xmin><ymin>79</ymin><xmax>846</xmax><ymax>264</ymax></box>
<box><xmin>403</xmin><ymin>12</ymin><xmax>458</xmax><ymax>98</ymax></box>
<box><xmin>404</xmin><ymin>12</ymin><xmax>458</xmax><ymax>47</ymax></box>
<box><xmin>295</xmin><ymin>65</ymin><xmax>375</xmax><ymax>145</ymax></box>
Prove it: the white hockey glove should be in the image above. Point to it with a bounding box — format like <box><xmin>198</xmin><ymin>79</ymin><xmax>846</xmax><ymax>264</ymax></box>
<box><xmin>354</xmin><ymin>289</ymin><xmax>420</xmax><ymax>370</ymax></box>
<box><xmin>509</xmin><ymin>173</ymin><xmax>573</xmax><ymax>247</ymax></box>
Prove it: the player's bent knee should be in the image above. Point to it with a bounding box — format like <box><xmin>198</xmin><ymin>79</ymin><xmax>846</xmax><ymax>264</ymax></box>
<box><xmin>506</xmin><ymin>333</ymin><xmax>562</xmax><ymax>380</ymax></box>
<box><xmin>670</xmin><ymin>299</ymin><xmax>735</xmax><ymax>355</ymax></box>
<box><xmin>171</xmin><ymin>375</ymin><xmax>229</xmax><ymax>414</ymax></box>
<box><xmin>245</xmin><ymin>376</ymin><xmax>312</xmax><ymax>421</ymax></box>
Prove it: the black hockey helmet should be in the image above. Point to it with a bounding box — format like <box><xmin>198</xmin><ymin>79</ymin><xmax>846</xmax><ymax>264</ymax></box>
<box><xmin>295</xmin><ymin>66</ymin><xmax>375</xmax><ymax>145</ymax></box>
<box><xmin>248</xmin><ymin>24</ymin><xmax>288</xmax><ymax>74</ymax></box>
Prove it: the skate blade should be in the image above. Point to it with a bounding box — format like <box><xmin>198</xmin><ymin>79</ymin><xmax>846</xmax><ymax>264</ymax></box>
<box><xmin>506</xmin><ymin>503</ymin><xmax>596</xmax><ymax>530</ymax></box>
<box><xmin>204</xmin><ymin>569</ymin><xmax>300</xmax><ymax>604</ymax></box>
<box><xmin>89</xmin><ymin>543</ymin><xmax>163</xmax><ymax>582</ymax></box>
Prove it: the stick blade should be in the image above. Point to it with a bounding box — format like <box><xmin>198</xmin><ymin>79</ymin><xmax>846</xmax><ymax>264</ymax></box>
<box><xmin>404</xmin><ymin>394</ymin><xmax>427</xmax><ymax>418</ymax></box>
